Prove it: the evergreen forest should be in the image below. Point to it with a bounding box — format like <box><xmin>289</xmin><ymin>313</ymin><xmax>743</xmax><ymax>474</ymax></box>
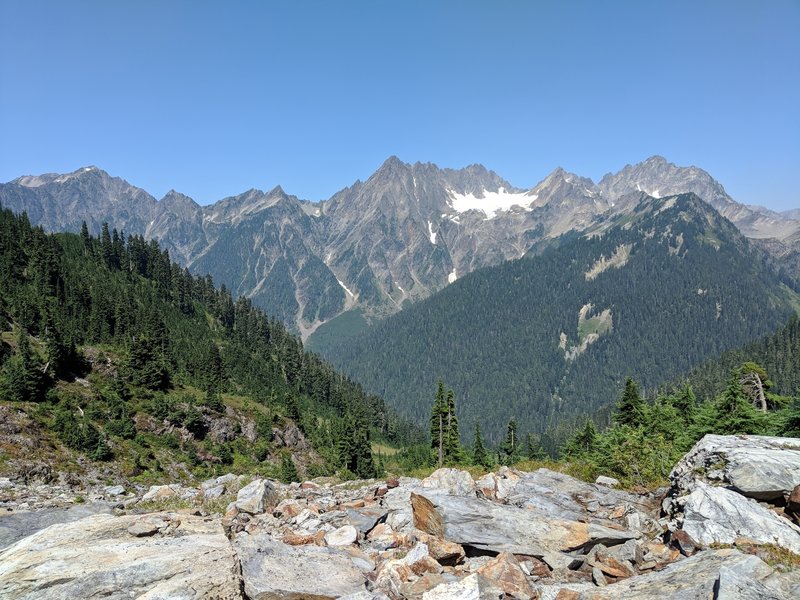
<box><xmin>0</xmin><ymin>206</ymin><xmax>421</xmax><ymax>483</ymax></box>
<box><xmin>324</xmin><ymin>194</ymin><xmax>799</xmax><ymax>450</ymax></box>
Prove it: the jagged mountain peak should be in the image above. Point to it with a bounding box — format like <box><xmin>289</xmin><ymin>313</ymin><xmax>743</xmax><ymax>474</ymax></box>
<box><xmin>159</xmin><ymin>189</ymin><xmax>201</xmax><ymax>210</ymax></box>
<box><xmin>538</xmin><ymin>166</ymin><xmax>594</xmax><ymax>187</ymax></box>
<box><xmin>373</xmin><ymin>155</ymin><xmax>409</xmax><ymax>177</ymax></box>
<box><xmin>267</xmin><ymin>184</ymin><xmax>286</xmax><ymax>197</ymax></box>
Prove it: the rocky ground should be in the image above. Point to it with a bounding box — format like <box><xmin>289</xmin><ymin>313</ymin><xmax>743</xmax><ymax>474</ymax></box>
<box><xmin>1</xmin><ymin>434</ymin><xmax>799</xmax><ymax>599</ymax></box>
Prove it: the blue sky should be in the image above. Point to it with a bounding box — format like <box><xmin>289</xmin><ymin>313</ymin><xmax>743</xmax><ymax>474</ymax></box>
<box><xmin>1</xmin><ymin>1</ymin><xmax>798</xmax><ymax>209</ymax></box>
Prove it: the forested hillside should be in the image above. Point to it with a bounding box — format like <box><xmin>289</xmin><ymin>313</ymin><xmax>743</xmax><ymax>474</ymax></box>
<box><xmin>324</xmin><ymin>194</ymin><xmax>800</xmax><ymax>449</ymax></box>
<box><xmin>0</xmin><ymin>207</ymin><xmax>420</xmax><ymax>484</ymax></box>
<box><xmin>677</xmin><ymin>316</ymin><xmax>800</xmax><ymax>401</ymax></box>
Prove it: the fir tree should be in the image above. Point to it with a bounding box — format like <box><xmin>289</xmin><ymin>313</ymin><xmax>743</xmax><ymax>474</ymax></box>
<box><xmin>562</xmin><ymin>419</ymin><xmax>599</xmax><ymax>458</ymax></box>
<box><xmin>128</xmin><ymin>336</ymin><xmax>168</xmax><ymax>390</ymax></box>
<box><xmin>443</xmin><ymin>388</ymin><xmax>464</xmax><ymax>464</ymax></box>
<box><xmin>499</xmin><ymin>418</ymin><xmax>519</xmax><ymax>465</ymax></box>
<box><xmin>0</xmin><ymin>328</ymin><xmax>47</xmax><ymax>402</ymax></box>
<box><xmin>80</xmin><ymin>220</ymin><xmax>91</xmax><ymax>253</ymax></box>
<box><xmin>613</xmin><ymin>377</ymin><xmax>647</xmax><ymax>427</ymax></box>
<box><xmin>430</xmin><ymin>380</ymin><xmax>447</xmax><ymax>467</ymax></box>
<box><xmin>669</xmin><ymin>383</ymin><xmax>697</xmax><ymax>424</ymax></box>
<box><xmin>704</xmin><ymin>372</ymin><xmax>768</xmax><ymax>435</ymax></box>
<box><xmin>471</xmin><ymin>421</ymin><xmax>490</xmax><ymax>467</ymax></box>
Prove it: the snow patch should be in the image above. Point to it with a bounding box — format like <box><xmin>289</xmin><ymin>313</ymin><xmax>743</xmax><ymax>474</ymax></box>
<box><xmin>446</xmin><ymin>187</ymin><xmax>534</xmax><ymax>220</ymax></box>
<box><xmin>448</xmin><ymin>269</ymin><xmax>457</xmax><ymax>283</ymax></box>
<box><xmin>427</xmin><ymin>221</ymin><xmax>437</xmax><ymax>245</ymax></box>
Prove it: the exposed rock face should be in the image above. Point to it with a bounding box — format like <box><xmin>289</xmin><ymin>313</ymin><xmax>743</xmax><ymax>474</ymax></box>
<box><xmin>0</xmin><ymin>512</ymin><xmax>242</xmax><ymax>599</ymax></box>
<box><xmin>669</xmin><ymin>434</ymin><xmax>800</xmax><ymax>501</ymax></box>
<box><xmin>546</xmin><ymin>549</ymin><xmax>786</xmax><ymax>600</ymax></box>
<box><xmin>476</xmin><ymin>552</ymin><xmax>536</xmax><ymax>599</ymax></box>
<box><xmin>410</xmin><ymin>490</ymin><xmax>637</xmax><ymax>557</ymax></box>
<box><xmin>0</xmin><ymin>501</ymin><xmax>115</xmax><ymax>550</ymax></box>
<box><xmin>421</xmin><ymin>468</ymin><xmax>477</xmax><ymax>497</ymax></box>
<box><xmin>234</xmin><ymin>535</ymin><xmax>367</xmax><ymax>599</ymax></box>
<box><xmin>665</xmin><ymin>434</ymin><xmax>800</xmax><ymax>562</ymax></box>
<box><xmin>678</xmin><ymin>483</ymin><xmax>800</xmax><ymax>554</ymax></box>
<box><xmin>503</xmin><ymin>468</ymin><xmax>660</xmax><ymax>535</ymax></box>
<box><xmin>422</xmin><ymin>573</ymin><xmax>503</xmax><ymax>600</ymax></box>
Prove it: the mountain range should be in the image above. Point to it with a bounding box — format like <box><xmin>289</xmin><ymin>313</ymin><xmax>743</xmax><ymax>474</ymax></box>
<box><xmin>2</xmin><ymin>157</ymin><xmax>798</xmax><ymax>338</ymax></box>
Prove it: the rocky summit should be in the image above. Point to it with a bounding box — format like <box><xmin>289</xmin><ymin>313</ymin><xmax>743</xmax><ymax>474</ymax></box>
<box><xmin>0</xmin><ymin>434</ymin><xmax>798</xmax><ymax>599</ymax></box>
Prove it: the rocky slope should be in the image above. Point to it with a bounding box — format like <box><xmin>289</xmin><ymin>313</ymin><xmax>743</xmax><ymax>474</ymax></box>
<box><xmin>1</xmin><ymin>434</ymin><xmax>798</xmax><ymax>598</ymax></box>
<box><xmin>2</xmin><ymin>157</ymin><xmax>798</xmax><ymax>335</ymax></box>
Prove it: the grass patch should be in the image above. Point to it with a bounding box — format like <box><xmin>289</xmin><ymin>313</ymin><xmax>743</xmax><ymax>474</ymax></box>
<box><xmin>372</xmin><ymin>443</ymin><xmax>400</xmax><ymax>456</ymax></box>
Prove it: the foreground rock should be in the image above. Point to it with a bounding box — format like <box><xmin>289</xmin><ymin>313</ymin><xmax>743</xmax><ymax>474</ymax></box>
<box><xmin>666</xmin><ymin>434</ymin><xmax>800</xmax><ymax>558</ymax></box>
<box><xmin>0</xmin><ymin>501</ymin><xmax>115</xmax><ymax>550</ymax></box>
<box><xmin>539</xmin><ymin>549</ymin><xmax>796</xmax><ymax>599</ymax></box>
<box><xmin>0</xmin><ymin>512</ymin><xmax>242</xmax><ymax>599</ymax></box>
<box><xmin>679</xmin><ymin>482</ymin><xmax>800</xmax><ymax>554</ymax></box>
<box><xmin>504</xmin><ymin>468</ymin><xmax>661</xmax><ymax>535</ymax></box>
<box><xmin>235</xmin><ymin>478</ymin><xmax>279</xmax><ymax>514</ymax></box>
<box><xmin>422</xmin><ymin>574</ymin><xmax>503</xmax><ymax>600</ymax></box>
<box><xmin>234</xmin><ymin>535</ymin><xmax>367</xmax><ymax>599</ymax></box>
<box><xmin>2</xmin><ymin>434</ymin><xmax>800</xmax><ymax>599</ymax></box>
<box><xmin>670</xmin><ymin>434</ymin><xmax>800</xmax><ymax>501</ymax></box>
<box><xmin>411</xmin><ymin>489</ymin><xmax>637</xmax><ymax>558</ymax></box>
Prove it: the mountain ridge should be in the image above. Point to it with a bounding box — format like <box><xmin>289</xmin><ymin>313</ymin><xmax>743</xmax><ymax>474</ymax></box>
<box><xmin>2</xmin><ymin>157</ymin><xmax>799</xmax><ymax>335</ymax></box>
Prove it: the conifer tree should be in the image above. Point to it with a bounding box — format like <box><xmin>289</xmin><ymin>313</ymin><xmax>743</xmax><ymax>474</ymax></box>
<box><xmin>443</xmin><ymin>388</ymin><xmax>464</xmax><ymax>464</ymax></box>
<box><xmin>669</xmin><ymin>383</ymin><xmax>697</xmax><ymax>423</ymax></box>
<box><xmin>562</xmin><ymin>419</ymin><xmax>599</xmax><ymax>458</ymax></box>
<box><xmin>1</xmin><ymin>328</ymin><xmax>46</xmax><ymax>402</ymax></box>
<box><xmin>100</xmin><ymin>223</ymin><xmax>113</xmax><ymax>267</ymax></box>
<box><xmin>280</xmin><ymin>452</ymin><xmax>299</xmax><ymax>483</ymax></box>
<box><xmin>80</xmin><ymin>221</ymin><xmax>91</xmax><ymax>254</ymax></box>
<box><xmin>613</xmin><ymin>377</ymin><xmax>647</xmax><ymax>427</ymax></box>
<box><xmin>471</xmin><ymin>421</ymin><xmax>490</xmax><ymax>467</ymax></box>
<box><xmin>430</xmin><ymin>380</ymin><xmax>447</xmax><ymax>467</ymax></box>
<box><xmin>707</xmin><ymin>373</ymin><xmax>767</xmax><ymax>435</ymax></box>
<box><xmin>499</xmin><ymin>418</ymin><xmax>519</xmax><ymax>465</ymax></box>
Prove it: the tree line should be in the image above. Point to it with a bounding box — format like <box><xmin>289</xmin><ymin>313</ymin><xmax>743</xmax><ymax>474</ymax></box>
<box><xmin>410</xmin><ymin>362</ymin><xmax>799</xmax><ymax>487</ymax></box>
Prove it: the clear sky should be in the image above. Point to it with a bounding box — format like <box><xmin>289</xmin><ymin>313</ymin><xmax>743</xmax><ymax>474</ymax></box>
<box><xmin>1</xmin><ymin>1</ymin><xmax>798</xmax><ymax>210</ymax></box>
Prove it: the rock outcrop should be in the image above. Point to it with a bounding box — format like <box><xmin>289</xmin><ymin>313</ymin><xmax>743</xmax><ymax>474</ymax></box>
<box><xmin>1</xmin><ymin>437</ymin><xmax>799</xmax><ymax>599</ymax></box>
<box><xmin>0</xmin><ymin>512</ymin><xmax>242</xmax><ymax>599</ymax></box>
<box><xmin>669</xmin><ymin>434</ymin><xmax>800</xmax><ymax>501</ymax></box>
